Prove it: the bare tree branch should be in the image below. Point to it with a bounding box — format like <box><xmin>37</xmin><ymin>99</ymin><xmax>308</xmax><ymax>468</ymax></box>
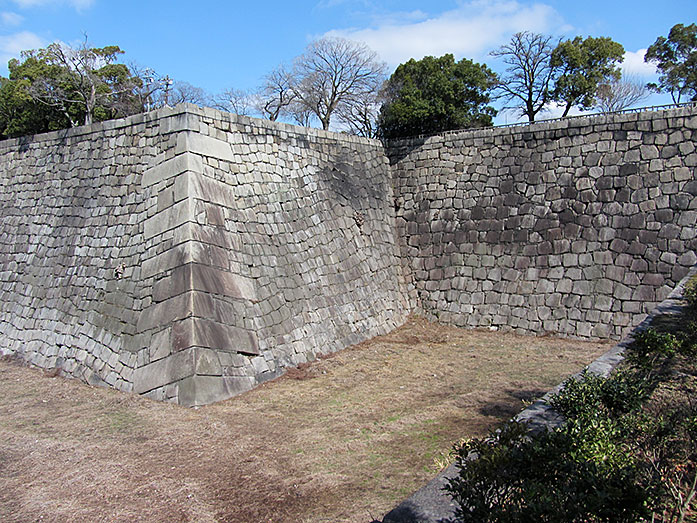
<box><xmin>254</xmin><ymin>65</ymin><xmax>296</xmax><ymax>121</ymax></box>
<box><xmin>289</xmin><ymin>37</ymin><xmax>386</xmax><ymax>130</ymax></box>
<box><xmin>594</xmin><ymin>75</ymin><xmax>650</xmax><ymax>112</ymax></box>
<box><xmin>167</xmin><ymin>81</ymin><xmax>211</xmax><ymax>107</ymax></box>
<box><xmin>211</xmin><ymin>88</ymin><xmax>252</xmax><ymax>115</ymax></box>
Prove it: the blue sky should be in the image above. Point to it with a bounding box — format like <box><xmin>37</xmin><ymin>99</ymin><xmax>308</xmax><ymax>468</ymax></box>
<box><xmin>1</xmin><ymin>0</ymin><xmax>696</xmax><ymax>123</ymax></box>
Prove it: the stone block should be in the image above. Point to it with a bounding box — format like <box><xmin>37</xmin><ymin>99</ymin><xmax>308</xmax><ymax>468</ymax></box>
<box><xmin>141</xmin><ymin>153</ymin><xmax>203</xmax><ymax>187</ymax></box>
<box><xmin>177</xmin><ymin>375</ymin><xmax>256</xmax><ymax>407</ymax></box>
<box><xmin>141</xmin><ymin>243</ymin><xmax>195</xmax><ymax>279</ymax></box>
<box><xmin>132</xmin><ymin>348</ymin><xmax>196</xmax><ymax>394</ymax></box>
<box><xmin>143</xmin><ymin>199</ymin><xmax>193</xmax><ymax>239</ymax></box>
<box><xmin>153</xmin><ymin>263</ymin><xmax>256</xmax><ymax>302</ymax></box>
<box><xmin>194</xmin><ymin>348</ymin><xmax>223</xmax><ymax>375</ymax></box>
<box><xmin>149</xmin><ymin>328</ymin><xmax>171</xmax><ymax>362</ymax></box>
<box><xmin>137</xmin><ymin>292</ymin><xmax>193</xmax><ymax>332</ymax></box>
<box><xmin>176</xmin><ymin>171</ymin><xmax>238</xmax><ymax>208</ymax></box>
<box><xmin>177</xmin><ymin>131</ymin><xmax>234</xmax><ymax>162</ymax></box>
<box><xmin>172</xmin><ymin>317</ymin><xmax>260</xmax><ymax>355</ymax></box>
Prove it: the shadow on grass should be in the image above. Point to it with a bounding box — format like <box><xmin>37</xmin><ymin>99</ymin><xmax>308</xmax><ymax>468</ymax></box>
<box><xmin>477</xmin><ymin>388</ymin><xmax>547</xmax><ymax>419</ymax></box>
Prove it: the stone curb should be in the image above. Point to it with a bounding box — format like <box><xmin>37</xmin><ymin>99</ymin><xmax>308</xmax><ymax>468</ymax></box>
<box><xmin>379</xmin><ymin>264</ymin><xmax>697</xmax><ymax>523</ymax></box>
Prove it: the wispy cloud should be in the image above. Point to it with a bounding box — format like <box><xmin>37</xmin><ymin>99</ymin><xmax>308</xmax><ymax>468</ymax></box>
<box><xmin>11</xmin><ymin>0</ymin><xmax>95</xmax><ymax>11</ymax></box>
<box><xmin>326</xmin><ymin>0</ymin><xmax>565</xmax><ymax>67</ymax></box>
<box><xmin>316</xmin><ymin>0</ymin><xmax>371</xmax><ymax>9</ymax></box>
<box><xmin>622</xmin><ymin>49</ymin><xmax>658</xmax><ymax>77</ymax></box>
<box><xmin>0</xmin><ymin>31</ymin><xmax>45</xmax><ymax>70</ymax></box>
<box><xmin>1</xmin><ymin>11</ymin><xmax>24</xmax><ymax>26</ymax></box>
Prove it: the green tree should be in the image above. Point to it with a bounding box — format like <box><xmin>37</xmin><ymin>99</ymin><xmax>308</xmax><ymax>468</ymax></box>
<box><xmin>0</xmin><ymin>40</ymin><xmax>146</xmax><ymax>139</ymax></box>
<box><xmin>377</xmin><ymin>54</ymin><xmax>497</xmax><ymax>139</ymax></box>
<box><xmin>0</xmin><ymin>53</ymin><xmax>73</xmax><ymax>138</ymax></box>
<box><xmin>25</xmin><ymin>41</ymin><xmax>142</xmax><ymax>126</ymax></box>
<box><xmin>551</xmin><ymin>36</ymin><xmax>625</xmax><ymax>116</ymax></box>
<box><xmin>645</xmin><ymin>23</ymin><xmax>697</xmax><ymax>103</ymax></box>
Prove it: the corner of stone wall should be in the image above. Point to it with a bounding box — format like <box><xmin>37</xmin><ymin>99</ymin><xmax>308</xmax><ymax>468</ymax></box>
<box><xmin>132</xmin><ymin>112</ymin><xmax>269</xmax><ymax>406</ymax></box>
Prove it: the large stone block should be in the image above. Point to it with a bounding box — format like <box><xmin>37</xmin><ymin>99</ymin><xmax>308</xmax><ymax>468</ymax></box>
<box><xmin>152</xmin><ymin>263</ymin><xmax>256</xmax><ymax>302</ymax></box>
<box><xmin>172</xmin><ymin>317</ymin><xmax>260</xmax><ymax>355</ymax></box>
<box><xmin>141</xmin><ymin>153</ymin><xmax>203</xmax><ymax>188</ymax></box>
<box><xmin>177</xmin><ymin>375</ymin><xmax>255</xmax><ymax>407</ymax></box>
<box><xmin>177</xmin><ymin>131</ymin><xmax>234</xmax><ymax>162</ymax></box>
<box><xmin>143</xmin><ymin>199</ymin><xmax>193</xmax><ymax>239</ymax></box>
<box><xmin>132</xmin><ymin>348</ymin><xmax>195</xmax><ymax>394</ymax></box>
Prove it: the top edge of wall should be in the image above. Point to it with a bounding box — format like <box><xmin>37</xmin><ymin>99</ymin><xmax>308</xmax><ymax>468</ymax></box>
<box><xmin>386</xmin><ymin>104</ymin><xmax>697</xmax><ymax>146</ymax></box>
<box><xmin>0</xmin><ymin>103</ymin><xmax>383</xmax><ymax>149</ymax></box>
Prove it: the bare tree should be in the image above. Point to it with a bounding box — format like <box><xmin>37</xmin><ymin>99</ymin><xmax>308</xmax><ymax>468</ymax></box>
<box><xmin>254</xmin><ymin>65</ymin><xmax>297</xmax><ymax>121</ymax></box>
<box><xmin>491</xmin><ymin>32</ymin><xmax>557</xmax><ymax>122</ymax></box>
<box><xmin>211</xmin><ymin>88</ymin><xmax>252</xmax><ymax>116</ymax></box>
<box><xmin>594</xmin><ymin>75</ymin><xmax>650</xmax><ymax>112</ymax></box>
<box><xmin>167</xmin><ymin>81</ymin><xmax>211</xmax><ymax>107</ymax></box>
<box><xmin>128</xmin><ymin>63</ymin><xmax>173</xmax><ymax>111</ymax></box>
<box><xmin>287</xmin><ymin>100</ymin><xmax>316</xmax><ymax>127</ymax></box>
<box><xmin>290</xmin><ymin>36</ymin><xmax>386</xmax><ymax>130</ymax></box>
<box><xmin>335</xmin><ymin>90</ymin><xmax>381</xmax><ymax>137</ymax></box>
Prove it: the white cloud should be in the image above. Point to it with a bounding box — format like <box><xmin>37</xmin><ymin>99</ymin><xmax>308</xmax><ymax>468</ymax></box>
<box><xmin>326</xmin><ymin>0</ymin><xmax>565</xmax><ymax>67</ymax></box>
<box><xmin>1</xmin><ymin>11</ymin><xmax>24</xmax><ymax>26</ymax></box>
<box><xmin>0</xmin><ymin>31</ymin><xmax>45</xmax><ymax>70</ymax></box>
<box><xmin>622</xmin><ymin>49</ymin><xmax>658</xmax><ymax>77</ymax></box>
<box><xmin>316</xmin><ymin>0</ymin><xmax>370</xmax><ymax>8</ymax></box>
<box><xmin>11</xmin><ymin>0</ymin><xmax>94</xmax><ymax>10</ymax></box>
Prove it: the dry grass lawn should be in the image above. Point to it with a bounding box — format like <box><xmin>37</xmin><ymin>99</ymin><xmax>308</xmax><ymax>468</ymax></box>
<box><xmin>0</xmin><ymin>316</ymin><xmax>614</xmax><ymax>522</ymax></box>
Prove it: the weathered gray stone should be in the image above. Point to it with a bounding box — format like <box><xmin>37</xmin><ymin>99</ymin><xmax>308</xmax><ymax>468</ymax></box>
<box><xmin>177</xmin><ymin>375</ymin><xmax>255</xmax><ymax>407</ymax></box>
<box><xmin>172</xmin><ymin>317</ymin><xmax>260</xmax><ymax>355</ymax></box>
<box><xmin>2</xmin><ymin>102</ymin><xmax>696</xmax><ymax>409</ymax></box>
<box><xmin>152</xmin><ymin>263</ymin><xmax>256</xmax><ymax>302</ymax></box>
<box><xmin>132</xmin><ymin>348</ymin><xmax>195</xmax><ymax>394</ymax></box>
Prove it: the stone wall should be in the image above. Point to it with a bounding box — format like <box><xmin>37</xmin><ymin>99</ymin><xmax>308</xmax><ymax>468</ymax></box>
<box><xmin>0</xmin><ymin>107</ymin><xmax>181</xmax><ymax>392</ymax></box>
<box><xmin>0</xmin><ymin>105</ymin><xmax>410</xmax><ymax>405</ymax></box>
<box><xmin>388</xmin><ymin>106</ymin><xmax>697</xmax><ymax>340</ymax></box>
<box><xmin>132</xmin><ymin>106</ymin><xmax>410</xmax><ymax>404</ymax></box>
<box><xmin>1</xmin><ymin>104</ymin><xmax>696</xmax><ymax>405</ymax></box>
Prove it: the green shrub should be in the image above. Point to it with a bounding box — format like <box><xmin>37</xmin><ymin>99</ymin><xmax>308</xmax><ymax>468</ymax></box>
<box><xmin>446</xmin><ymin>278</ymin><xmax>697</xmax><ymax>522</ymax></box>
<box><xmin>683</xmin><ymin>277</ymin><xmax>697</xmax><ymax>309</ymax></box>
<box><xmin>626</xmin><ymin>328</ymin><xmax>680</xmax><ymax>370</ymax></box>
<box><xmin>446</xmin><ymin>420</ymin><xmax>650</xmax><ymax>522</ymax></box>
<box><xmin>551</xmin><ymin>369</ymin><xmax>651</xmax><ymax>419</ymax></box>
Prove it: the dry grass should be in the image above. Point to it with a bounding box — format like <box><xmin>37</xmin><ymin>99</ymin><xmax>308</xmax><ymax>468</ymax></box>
<box><xmin>0</xmin><ymin>316</ymin><xmax>613</xmax><ymax>522</ymax></box>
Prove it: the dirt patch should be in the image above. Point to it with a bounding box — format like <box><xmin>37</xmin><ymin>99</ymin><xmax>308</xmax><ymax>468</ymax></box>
<box><xmin>0</xmin><ymin>316</ymin><xmax>613</xmax><ymax>522</ymax></box>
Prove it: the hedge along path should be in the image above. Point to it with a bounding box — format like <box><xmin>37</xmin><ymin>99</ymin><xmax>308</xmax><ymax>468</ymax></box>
<box><xmin>0</xmin><ymin>316</ymin><xmax>612</xmax><ymax>523</ymax></box>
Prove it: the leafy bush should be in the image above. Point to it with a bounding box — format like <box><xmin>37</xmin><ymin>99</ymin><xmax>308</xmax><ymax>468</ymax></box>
<box><xmin>626</xmin><ymin>328</ymin><xmax>681</xmax><ymax>370</ymax></box>
<box><xmin>683</xmin><ymin>277</ymin><xmax>697</xmax><ymax>309</ymax></box>
<box><xmin>550</xmin><ymin>369</ymin><xmax>651</xmax><ymax>419</ymax></box>
<box><xmin>446</xmin><ymin>419</ymin><xmax>650</xmax><ymax>522</ymax></box>
<box><xmin>446</xmin><ymin>288</ymin><xmax>697</xmax><ymax>522</ymax></box>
